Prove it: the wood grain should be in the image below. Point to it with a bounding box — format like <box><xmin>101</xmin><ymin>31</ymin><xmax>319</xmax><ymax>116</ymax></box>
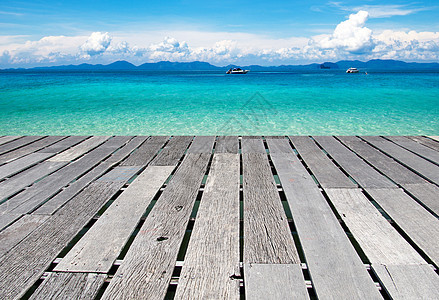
<box><xmin>55</xmin><ymin>166</ymin><xmax>173</xmax><ymax>273</ymax></box>
<box><xmin>175</xmin><ymin>153</ymin><xmax>240</xmax><ymax>299</ymax></box>
<box><xmin>102</xmin><ymin>153</ymin><xmax>211</xmax><ymax>299</ymax></box>
<box><xmin>267</xmin><ymin>139</ymin><xmax>382</xmax><ymax>299</ymax></box>
<box><xmin>29</xmin><ymin>272</ymin><xmax>106</xmax><ymax>300</ymax></box>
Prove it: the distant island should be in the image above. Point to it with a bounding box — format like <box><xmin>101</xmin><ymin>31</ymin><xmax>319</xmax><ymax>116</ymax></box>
<box><xmin>3</xmin><ymin>59</ymin><xmax>439</xmax><ymax>71</ymax></box>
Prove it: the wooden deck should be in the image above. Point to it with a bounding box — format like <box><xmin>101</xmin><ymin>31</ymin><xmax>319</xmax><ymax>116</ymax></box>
<box><xmin>0</xmin><ymin>135</ymin><xmax>438</xmax><ymax>299</ymax></box>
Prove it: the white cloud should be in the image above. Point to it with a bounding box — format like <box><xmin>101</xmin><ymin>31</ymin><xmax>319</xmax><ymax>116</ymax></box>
<box><xmin>80</xmin><ymin>32</ymin><xmax>112</xmax><ymax>57</ymax></box>
<box><xmin>352</xmin><ymin>5</ymin><xmax>428</xmax><ymax>18</ymax></box>
<box><xmin>328</xmin><ymin>2</ymin><xmax>429</xmax><ymax>18</ymax></box>
<box><xmin>318</xmin><ymin>11</ymin><xmax>374</xmax><ymax>53</ymax></box>
<box><xmin>1</xmin><ymin>11</ymin><xmax>439</xmax><ymax>67</ymax></box>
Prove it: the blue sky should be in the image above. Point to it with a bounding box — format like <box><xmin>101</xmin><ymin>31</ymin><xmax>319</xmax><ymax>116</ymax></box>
<box><xmin>1</xmin><ymin>1</ymin><xmax>438</xmax><ymax>66</ymax></box>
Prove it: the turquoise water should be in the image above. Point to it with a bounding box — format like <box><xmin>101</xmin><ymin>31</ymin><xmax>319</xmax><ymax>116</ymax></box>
<box><xmin>0</xmin><ymin>70</ymin><xmax>438</xmax><ymax>135</ymax></box>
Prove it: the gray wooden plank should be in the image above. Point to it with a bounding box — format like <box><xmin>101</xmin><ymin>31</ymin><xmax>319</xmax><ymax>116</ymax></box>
<box><xmin>242</xmin><ymin>150</ymin><xmax>300</xmax><ymax>264</ymax></box>
<box><xmin>0</xmin><ymin>136</ymin><xmax>65</xmax><ymax>165</ymax></box>
<box><xmin>38</xmin><ymin>136</ymin><xmax>89</xmax><ymax>154</ymax></box>
<box><xmin>0</xmin><ymin>136</ymin><xmax>44</xmax><ymax>156</ymax></box>
<box><xmin>290</xmin><ymin>136</ymin><xmax>357</xmax><ymax>188</ymax></box>
<box><xmin>0</xmin><ymin>136</ymin><xmax>66</xmax><ymax>164</ymax></box>
<box><xmin>241</xmin><ymin>137</ymin><xmax>266</xmax><ymax>153</ymax></box>
<box><xmin>0</xmin><ymin>213</ymin><xmax>22</xmax><ymax>232</ymax></box>
<box><xmin>149</xmin><ymin>136</ymin><xmax>193</xmax><ymax>166</ymax></box>
<box><xmin>0</xmin><ymin>214</ymin><xmax>48</xmax><ymax>258</ymax></box>
<box><xmin>104</xmin><ymin>136</ymin><xmax>148</xmax><ymax>165</ymax></box>
<box><xmin>428</xmin><ymin>136</ymin><xmax>439</xmax><ymax>142</ymax></box>
<box><xmin>266</xmin><ymin>139</ymin><xmax>382</xmax><ymax>299</ymax></box>
<box><xmin>366</xmin><ymin>188</ymin><xmax>439</xmax><ymax>266</ymax></box>
<box><xmin>0</xmin><ymin>174</ymin><xmax>132</xmax><ymax>299</ymax></box>
<box><xmin>187</xmin><ymin>136</ymin><xmax>215</xmax><ymax>153</ymax></box>
<box><xmin>373</xmin><ymin>264</ymin><xmax>439</xmax><ymax>299</ymax></box>
<box><xmin>406</xmin><ymin>136</ymin><xmax>439</xmax><ymax>152</ymax></box>
<box><xmin>175</xmin><ymin>153</ymin><xmax>241</xmax><ymax>299</ymax></box>
<box><xmin>48</xmin><ymin>136</ymin><xmax>110</xmax><ymax>162</ymax></box>
<box><xmin>339</xmin><ymin>136</ymin><xmax>439</xmax><ymax>214</ymax></box>
<box><xmin>120</xmin><ymin>136</ymin><xmax>169</xmax><ymax>166</ymax></box>
<box><xmin>325</xmin><ymin>188</ymin><xmax>425</xmax><ymax>265</ymax></box>
<box><xmin>242</xmin><ymin>138</ymin><xmax>299</xmax><ymax>264</ymax></box>
<box><xmin>55</xmin><ymin>166</ymin><xmax>173</xmax><ymax>273</ymax></box>
<box><xmin>313</xmin><ymin>136</ymin><xmax>397</xmax><ymax>188</ymax></box>
<box><xmin>361</xmin><ymin>136</ymin><xmax>439</xmax><ymax>185</ymax></box>
<box><xmin>244</xmin><ymin>264</ymin><xmax>309</xmax><ymax>300</ymax></box>
<box><xmin>0</xmin><ymin>136</ymin><xmax>21</xmax><ymax>146</ymax></box>
<box><xmin>102</xmin><ymin>153</ymin><xmax>211</xmax><ymax>300</ymax></box>
<box><xmin>215</xmin><ymin>136</ymin><xmax>239</xmax><ymax>153</ymax></box>
<box><xmin>338</xmin><ymin>136</ymin><xmax>426</xmax><ymax>184</ymax></box>
<box><xmin>385</xmin><ymin>136</ymin><xmax>439</xmax><ymax>165</ymax></box>
<box><xmin>0</xmin><ymin>161</ymin><xmax>67</xmax><ymax>203</ymax></box>
<box><xmin>29</xmin><ymin>272</ymin><xmax>106</xmax><ymax>300</ymax></box>
<box><xmin>403</xmin><ymin>183</ymin><xmax>439</xmax><ymax>215</ymax></box>
<box><xmin>33</xmin><ymin>136</ymin><xmax>148</xmax><ymax>215</ymax></box>
<box><xmin>1</xmin><ymin>137</ymin><xmax>132</xmax><ymax>215</ymax></box>
<box><xmin>0</xmin><ymin>152</ymin><xmax>53</xmax><ymax>180</ymax></box>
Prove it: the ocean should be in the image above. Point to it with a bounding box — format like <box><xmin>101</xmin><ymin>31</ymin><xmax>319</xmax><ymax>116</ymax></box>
<box><xmin>0</xmin><ymin>70</ymin><xmax>438</xmax><ymax>135</ymax></box>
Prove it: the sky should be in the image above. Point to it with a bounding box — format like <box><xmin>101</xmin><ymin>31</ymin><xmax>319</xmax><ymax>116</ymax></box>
<box><xmin>1</xmin><ymin>0</ymin><xmax>438</xmax><ymax>67</ymax></box>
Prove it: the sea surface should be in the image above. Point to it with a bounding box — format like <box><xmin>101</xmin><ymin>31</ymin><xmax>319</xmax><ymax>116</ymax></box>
<box><xmin>0</xmin><ymin>70</ymin><xmax>438</xmax><ymax>135</ymax></box>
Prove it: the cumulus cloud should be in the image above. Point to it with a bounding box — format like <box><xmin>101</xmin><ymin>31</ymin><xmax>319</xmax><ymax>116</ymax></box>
<box><xmin>318</xmin><ymin>11</ymin><xmax>373</xmax><ymax>53</ymax></box>
<box><xmin>1</xmin><ymin>11</ymin><xmax>439</xmax><ymax>67</ymax></box>
<box><xmin>80</xmin><ymin>32</ymin><xmax>112</xmax><ymax>57</ymax></box>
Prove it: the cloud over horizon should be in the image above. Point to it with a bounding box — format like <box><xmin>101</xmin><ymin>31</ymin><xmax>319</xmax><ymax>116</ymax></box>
<box><xmin>1</xmin><ymin>11</ymin><xmax>439</xmax><ymax>67</ymax></box>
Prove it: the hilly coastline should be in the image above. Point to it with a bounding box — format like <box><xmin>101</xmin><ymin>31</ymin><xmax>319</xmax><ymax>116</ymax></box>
<box><xmin>3</xmin><ymin>59</ymin><xmax>439</xmax><ymax>71</ymax></box>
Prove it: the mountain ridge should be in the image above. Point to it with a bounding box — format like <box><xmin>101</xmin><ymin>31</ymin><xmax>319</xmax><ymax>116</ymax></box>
<box><xmin>3</xmin><ymin>59</ymin><xmax>439</xmax><ymax>71</ymax></box>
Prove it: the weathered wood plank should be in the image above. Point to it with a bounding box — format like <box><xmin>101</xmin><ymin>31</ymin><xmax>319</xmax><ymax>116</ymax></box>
<box><xmin>266</xmin><ymin>139</ymin><xmax>382</xmax><ymax>299</ymax></box>
<box><xmin>361</xmin><ymin>136</ymin><xmax>439</xmax><ymax>185</ymax></box>
<box><xmin>338</xmin><ymin>136</ymin><xmax>426</xmax><ymax>184</ymax></box>
<box><xmin>187</xmin><ymin>136</ymin><xmax>215</xmax><ymax>153</ymax></box>
<box><xmin>0</xmin><ymin>153</ymin><xmax>53</xmax><ymax>180</ymax></box>
<box><xmin>215</xmin><ymin>136</ymin><xmax>239</xmax><ymax>153</ymax></box>
<box><xmin>325</xmin><ymin>188</ymin><xmax>425</xmax><ymax>265</ymax></box>
<box><xmin>339</xmin><ymin>136</ymin><xmax>439</xmax><ymax>214</ymax></box>
<box><xmin>29</xmin><ymin>272</ymin><xmax>106</xmax><ymax>300</ymax></box>
<box><xmin>244</xmin><ymin>264</ymin><xmax>309</xmax><ymax>300</ymax></box>
<box><xmin>0</xmin><ymin>161</ymin><xmax>67</xmax><ymax>204</ymax></box>
<box><xmin>385</xmin><ymin>136</ymin><xmax>439</xmax><ymax>165</ymax></box>
<box><xmin>427</xmin><ymin>136</ymin><xmax>439</xmax><ymax>142</ymax></box>
<box><xmin>406</xmin><ymin>136</ymin><xmax>439</xmax><ymax>152</ymax></box>
<box><xmin>175</xmin><ymin>153</ymin><xmax>240</xmax><ymax>299</ymax></box>
<box><xmin>149</xmin><ymin>136</ymin><xmax>193</xmax><ymax>166</ymax></box>
<box><xmin>0</xmin><ymin>177</ymin><xmax>131</xmax><ymax>299</ymax></box>
<box><xmin>0</xmin><ymin>136</ymin><xmax>21</xmax><ymax>146</ymax></box>
<box><xmin>0</xmin><ymin>136</ymin><xmax>65</xmax><ymax>165</ymax></box>
<box><xmin>102</xmin><ymin>153</ymin><xmax>211</xmax><ymax>300</ymax></box>
<box><xmin>402</xmin><ymin>183</ymin><xmax>439</xmax><ymax>215</ymax></box>
<box><xmin>55</xmin><ymin>166</ymin><xmax>173</xmax><ymax>273</ymax></box>
<box><xmin>242</xmin><ymin>151</ymin><xmax>300</xmax><ymax>264</ymax></box>
<box><xmin>313</xmin><ymin>136</ymin><xmax>397</xmax><ymax>188</ymax></box>
<box><xmin>33</xmin><ymin>137</ymin><xmax>147</xmax><ymax>215</ymax></box>
<box><xmin>241</xmin><ymin>137</ymin><xmax>266</xmax><ymax>153</ymax></box>
<box><xmin>1</xmin><ymin>137</ymin><xmax>131</xmax><ymax>215</ymax></box>
<box><xmin>38</xmin><ymin>136</ymin><xmax>89</xmax><ymax>154</ymax></box>
<box><xmin>48</xmin><ymin>136</ymin><xmax>110</xmax><ymax>162</ymax></box>
<box><xmin>120</xmin><ymin>136</ymin><xmax>168</xmax><ymax>166</ymax></box>
<box><xmin>290</xmin><ymin>136</ymin><xmax>357</xmax><ymax>188</ymax></box>
<box><xmin>373</xmin><ymin>264</ymin><xmax>439</xmax><ymax>299</ymax></box>
<box><xmin>0</xmin><ymin>214</ymin><xmax>48</xmax><ymax>258</ymax></box>
<box><xmin>0</xmin><ymin>213</ymin><xmax>22</xmax><ymax>232</ymax></box>
<box><xmin>0</xmin><ymin>136</ymin><xmax>44</xmax><ymax>156</ymax></box>
<box><xmin>366</xmin><ymin>188</ymin><xmax>439</xmax><ymax>266</ymax></box>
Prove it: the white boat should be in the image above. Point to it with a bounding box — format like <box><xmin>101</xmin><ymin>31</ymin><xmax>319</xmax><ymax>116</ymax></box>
<box><xmin>226</xmin><ymin>68</ymin><xmax>249</xmax><ymax>74</ymax></box>
<box><xmin>346</xmin><ymin>67</ymin><xmax>359</xmax><ymax>73</ymax></box>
